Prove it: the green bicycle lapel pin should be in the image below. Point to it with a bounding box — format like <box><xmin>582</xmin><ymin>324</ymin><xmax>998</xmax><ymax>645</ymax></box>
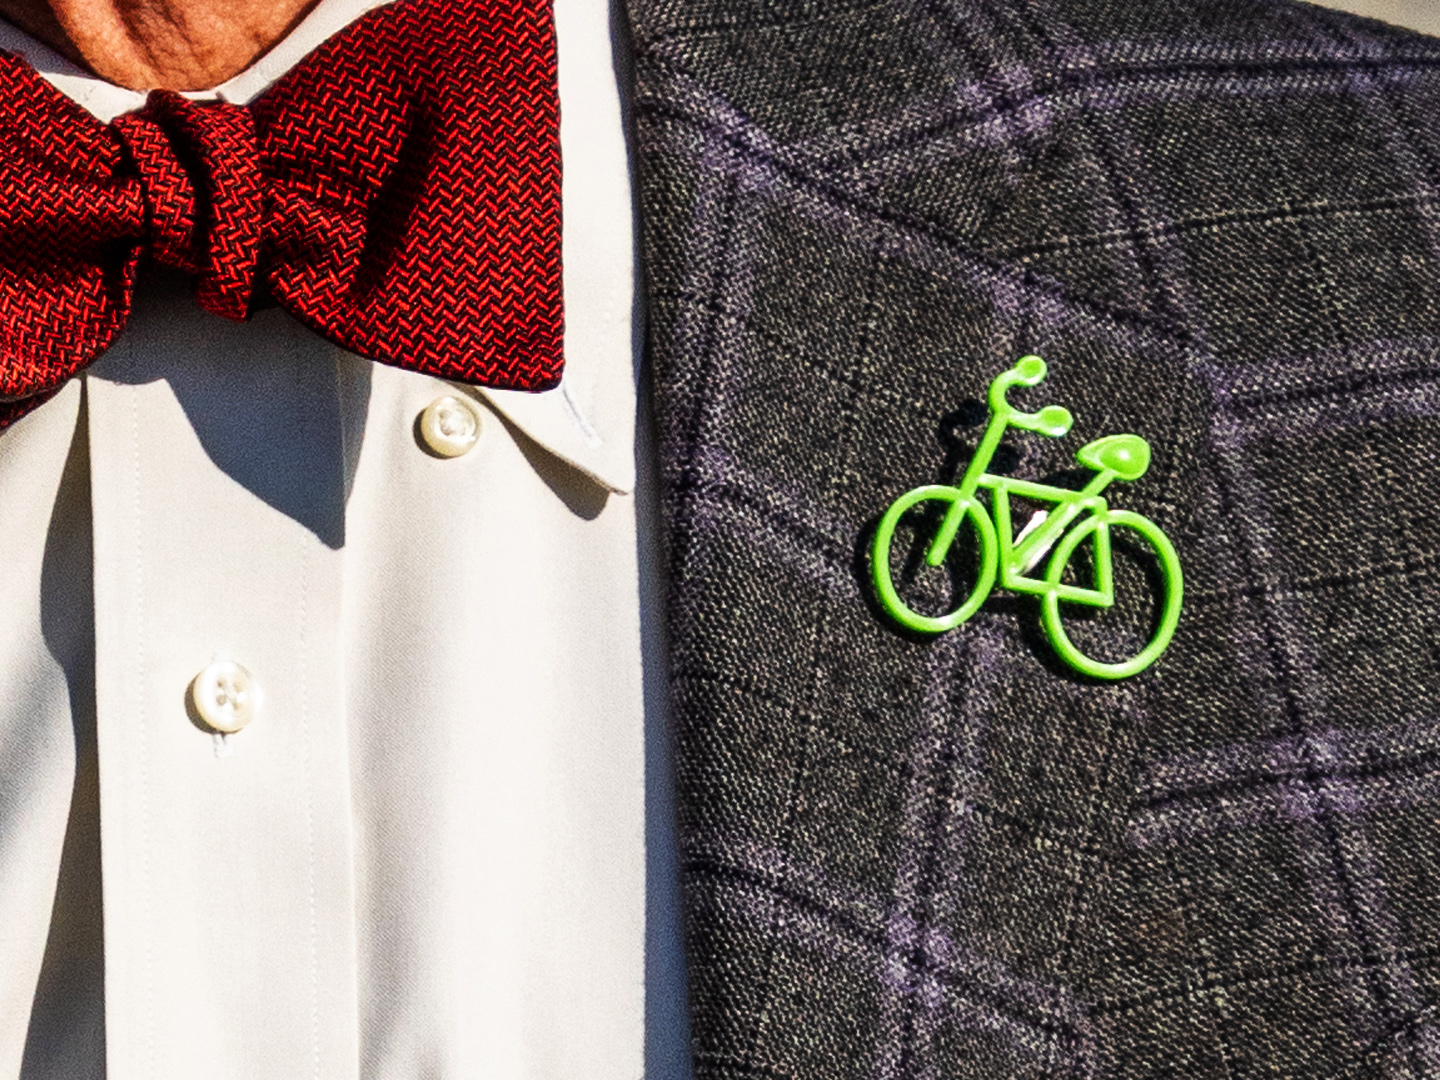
<box><xmin>871</xmin><ymin>355</ymin><xmax>1183</xmax><ymax>679</ymax></box>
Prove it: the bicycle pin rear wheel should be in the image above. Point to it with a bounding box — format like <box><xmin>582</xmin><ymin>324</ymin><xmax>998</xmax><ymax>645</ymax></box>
<box><xmin>1041</xmin><ymin>509</ymin><xmax>1183</xmax><ymax>679</ymax></box>
<box><xmin>872</xmin><ymin>486</ymin><xmax>997</xmax><ymax>633</ymax></box>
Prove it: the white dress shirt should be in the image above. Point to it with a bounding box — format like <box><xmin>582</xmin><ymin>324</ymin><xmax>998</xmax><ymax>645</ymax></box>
<box><xmin>0</xmin><ymin>0</ymin><xmax>689</xmax><ymax>1076</ymax></box>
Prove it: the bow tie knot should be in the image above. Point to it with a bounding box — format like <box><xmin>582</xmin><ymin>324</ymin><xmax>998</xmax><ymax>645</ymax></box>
<box><xmin>112</xmin><ymin>91</ymin><xmax>264</xmax><ymax>321</ymax></box>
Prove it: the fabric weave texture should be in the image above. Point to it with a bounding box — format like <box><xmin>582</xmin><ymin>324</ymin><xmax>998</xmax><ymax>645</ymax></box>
<box><xmin>0</xmin><ymin>0</ymin><xmax>563</xmax><ymax>430</ymax></box>
<box><xmin>626</xmin><ymin>0</ymin><xmax>1440</xmax><ymax>1075</ymax></box>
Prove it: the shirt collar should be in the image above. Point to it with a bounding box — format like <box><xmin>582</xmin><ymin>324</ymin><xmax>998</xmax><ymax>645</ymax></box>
<box><xmin>0</xmin><ymin>0</ymin><xmax>638</xmax><ymax>496</ymax></box>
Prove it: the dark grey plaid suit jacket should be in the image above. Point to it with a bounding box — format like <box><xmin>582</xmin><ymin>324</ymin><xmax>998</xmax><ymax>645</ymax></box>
<box><xmin>624</xmin><ymin>0</ymin><xmax>1440</xmax><ymax>1075</ymax></box>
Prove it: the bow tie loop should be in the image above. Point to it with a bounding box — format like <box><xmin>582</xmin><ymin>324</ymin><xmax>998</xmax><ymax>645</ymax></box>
<box><xmin>112</xmin><ymin>91</ymin><xmax>264</xmax><ymax>320</ymax></box>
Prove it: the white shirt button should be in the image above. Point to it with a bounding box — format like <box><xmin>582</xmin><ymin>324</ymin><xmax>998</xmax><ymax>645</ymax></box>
<box><xmin>419</xmin><ymin>395</ymin><xmax>483</xmax><ymax>458</ymax></box>
<box><xmin>191</xmin><ymin>660</ymin><xmax>258</xmax><ymax>733</ymax></box>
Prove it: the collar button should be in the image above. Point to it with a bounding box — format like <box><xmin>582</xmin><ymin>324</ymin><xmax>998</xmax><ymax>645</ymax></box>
<box><xmin>418</xmin><ymin>395</ymin><xmax>482</xmax><ymax>458</ymax></box>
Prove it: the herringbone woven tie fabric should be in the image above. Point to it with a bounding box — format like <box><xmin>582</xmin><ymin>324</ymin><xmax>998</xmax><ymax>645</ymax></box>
<box><xmin>0</xmin><ymin>0</ymin><xmax>563</xmax><ymax>430</ymax></box>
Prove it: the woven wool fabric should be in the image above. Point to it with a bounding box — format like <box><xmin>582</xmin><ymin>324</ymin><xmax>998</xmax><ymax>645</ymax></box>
<box><xmin>626</xmin><ymin>0</ymin><xmax>1440</xmax><ymax>1075</ymax></box>
<box><xmin>0</xmin><ymin>0</ymin><xmax>562</xmax><ymax>430</ymax></box>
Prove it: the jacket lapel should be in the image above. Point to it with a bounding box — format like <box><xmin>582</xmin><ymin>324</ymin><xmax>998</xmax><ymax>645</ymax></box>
<box><xmin>628</xmin><ymin>0</ymin><xmax>1440</xmax><ymax>1074</ymax></box>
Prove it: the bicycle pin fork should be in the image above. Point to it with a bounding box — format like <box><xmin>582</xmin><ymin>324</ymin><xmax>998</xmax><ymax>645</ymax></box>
<box><xmin>925</xmin><ymin>356</ymin><xmax>1074</xmax><ymax>566</ymax></box>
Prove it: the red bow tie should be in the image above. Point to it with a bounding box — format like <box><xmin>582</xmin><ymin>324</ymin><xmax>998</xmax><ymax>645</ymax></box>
<box><xmin>0</xmin><ymin>0</ymin><xmax>563</xmax><ymax>430</ymax></box>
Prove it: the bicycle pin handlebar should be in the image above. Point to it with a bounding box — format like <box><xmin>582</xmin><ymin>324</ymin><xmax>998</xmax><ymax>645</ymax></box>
<box><xmin>989</xmin><ymin>356</ymin><xmax>1074</xmax><ymax>438</ymax></box>
<box><xmin>930</xmin><ymin>356</ymin><xmax>1075</xmax><ymax>566</ymax></box>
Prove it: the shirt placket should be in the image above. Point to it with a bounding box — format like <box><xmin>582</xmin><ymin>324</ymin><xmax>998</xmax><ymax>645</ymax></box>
<box><xmin>85</xmin><ymin>278</ymin><xmax>360</xmax><ymax>1080</ymax></box>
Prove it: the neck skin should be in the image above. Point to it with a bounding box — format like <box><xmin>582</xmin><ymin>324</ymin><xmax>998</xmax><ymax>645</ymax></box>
<box><xmin>0</xmin><ymin>0</ymin><xmax>319</xmax><ymax>91</ymax></box>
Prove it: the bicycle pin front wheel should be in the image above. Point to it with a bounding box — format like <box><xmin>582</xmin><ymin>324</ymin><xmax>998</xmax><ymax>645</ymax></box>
<box><xmin>1040</xmin><ymin>508</ymin><xmax>1184</xmax><ymax>679</ymax></box>
<box><xmin>872</xmin><ymin>485</ymin><xmax>998</xmax><ymax>633</ymax></box>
